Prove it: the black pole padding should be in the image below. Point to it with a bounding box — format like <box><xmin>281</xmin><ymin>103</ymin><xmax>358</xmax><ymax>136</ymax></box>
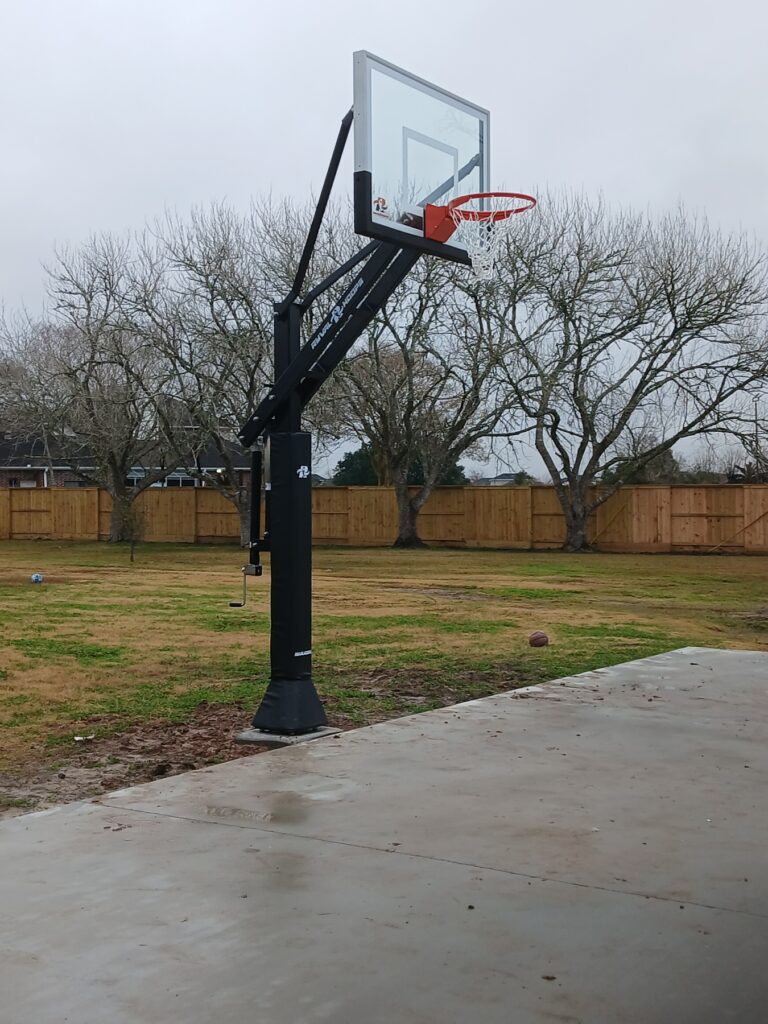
<box><xmin>267</xmin><ymin>433</ymin><xmax>311</xmax><ymax>680</ymax></box>
<box><xmin>251</xmin><ymin>431</ymin><xmax>327</xmax><ymax>734</ymax></box>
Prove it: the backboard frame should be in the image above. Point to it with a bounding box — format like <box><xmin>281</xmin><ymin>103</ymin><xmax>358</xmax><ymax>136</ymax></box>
<box><xmin>353</xmin><ymin>51</ymin><xmax>490</xmax><ymax>265</ymax></box>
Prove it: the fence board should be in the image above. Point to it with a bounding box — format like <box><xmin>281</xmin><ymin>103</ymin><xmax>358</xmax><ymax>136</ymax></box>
<box><xmin>591</xmin><ymin>491</ymin><xmax>633</xmax><ymax>549</ymax></box>
<box><xmin>418</xmin><ymin>487</ymin><xmax>466</xmax><ymax>544</ymax></box>
<box><xmin>312</xmin><ymin>487</ymin><xmax>349</xmax><ymax>544</ymax></box>
<box><xmin>632</xmin><ymin>487</ymin><xmax>672</xmax><ymax>551</ymax></box>
<box><xmin>0</xmin><ymin>485</ymin><xmax>767</xmax><ymax>552</ymax></box>
<box><xmin>0</xmin><ymin>489</ymin><xmax>9</xmax><ymax>540</ymax></box>
<box><xmin>98</xmin><ymin>490</ymin><xmax>111</xmax><ymax>540</ymax></box>
<box><xmin>138</xmin><ymin>490</ymin><xmax>196</xmax><ymax>543</ymax></box>
<box><xmin>743</xmin><ymin>487</ymin><xmax>768</xmax><ymax>553</ymax></box>
<box><xmin>9</xmin><ymin>488</ymin><xmax>52</xmax><ymax>539</ymax></box>
<box><xmin>465</xmin><ymin>487</ymin><xmax>530</xmax><ymax>547</ymax></box>
<box><xmin>51</xmin><ymin>488</ymin><xmax>99</xmax><ymax>540</ymax></box>
<box><xmin>670</xmin><ymin>486</ymin><xmax>745</xmax><ymax>551</ymax></box>
<box><xmin>531</xmin><ymin>487</ymin><xmax>566</xmax><ymax>548</ymax></box>
<box><xmin>346</xmin><ymin>487</ymin><xmax>397</xmax><ymax>546</ymax></box>
<box><xmin>194</xmin><ymin>488</ymin><xmax>241</xmax><ymax>541</ymax></box>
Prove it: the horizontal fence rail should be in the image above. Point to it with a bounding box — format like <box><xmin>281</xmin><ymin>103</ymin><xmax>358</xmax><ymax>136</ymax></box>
<box><xmin>1</xmin><ymin>485</ymin><xmax>768</xmax><ymax>553</ymax></box>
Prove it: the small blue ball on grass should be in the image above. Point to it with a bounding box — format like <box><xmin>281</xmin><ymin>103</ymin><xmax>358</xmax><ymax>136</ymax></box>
<box><xmin>30</xmin><ymin>573</ymin><xmax>43</xmax><ymax>584</ymax></box>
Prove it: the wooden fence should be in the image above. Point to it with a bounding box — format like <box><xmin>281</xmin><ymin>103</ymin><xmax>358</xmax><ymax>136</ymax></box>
<box><xmin>1</xmin><ymin>485</ymin><xmax>768</xmax><ymax>553</ymax></box>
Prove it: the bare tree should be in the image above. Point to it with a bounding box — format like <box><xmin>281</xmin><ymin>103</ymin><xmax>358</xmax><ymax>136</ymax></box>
<box><xmin>485</xmin><ymin>195</ymin><xmax>768</xmax><ymax>550</ymax></box>
<box><xmin>127</xmin><ymin>201</ymin><xmax>342</xmax><ymax>544</ymax></box>
<box><xmin>725</xmin><ymin>397</ymin><xmax>768</xmax><ymax>482</ymax></box>
<box><xmin>3</xmin><ymin>237</ymin><xmax>181</xmax><ymax>541</ymax></box>
<box><xmin>124</xmin><ymin>205</ymin><xmax>280</xmax><ymax>544</ymax></box>
<box><xmin>333</xmin><ymin>256</ymin><xmax>509</xmax><ymax>546</ymax></box>
<box><xmin>0</xmin><ymin>348</ymin><xmax>25</xmax><ymax>428</ymax></box>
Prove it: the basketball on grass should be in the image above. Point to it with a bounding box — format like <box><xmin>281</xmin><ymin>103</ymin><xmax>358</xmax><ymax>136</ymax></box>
<box><xmin>528</xmin><ymin>631</ymin><xmax>549</xmax><ymax>648</ymax></box>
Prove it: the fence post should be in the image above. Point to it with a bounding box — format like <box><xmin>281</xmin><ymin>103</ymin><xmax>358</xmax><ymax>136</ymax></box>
<box><xmin>0</xmin><ymin>489</ymin><xmax>10</xmax><ymax>539</ymax></box>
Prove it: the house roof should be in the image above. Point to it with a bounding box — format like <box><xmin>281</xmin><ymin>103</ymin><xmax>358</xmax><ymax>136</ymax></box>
<box><xmin>0</xmin><ymin>433</ymin><xmax>252</xmax><ymax>472</ymax></box>
<box><xmin>193</xmin><ymin>440</ymin><xmax>251</xmax><ymax>471</ymax></box>
<box><xmin>0</xmin><ymin>435</ymin><xmax>54</xmax><ymax>469</ymax></box>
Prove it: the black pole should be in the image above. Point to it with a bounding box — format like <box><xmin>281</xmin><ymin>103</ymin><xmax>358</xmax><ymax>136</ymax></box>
<box><xmin>250</xmin><ymin>303</ymin><xmax>327</xmax><ymax>734</ymax></box>
<box><xmin>277</xmin><ymin>109</ymin><xmax>354</xmax><ymax>313</ymax></box>
<box><xmin>239</xmin><ymin>107</ymin><xmax>426</xmax><ymax>737</ymax></box>
<box><xmin>248</xmin><ymin>448</ymin><xmax>262</xmax><ymax>570</ymax></box>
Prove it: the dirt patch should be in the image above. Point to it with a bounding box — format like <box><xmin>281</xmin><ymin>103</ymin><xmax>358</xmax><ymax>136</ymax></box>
<box><xmin>734</xmin><ymin>607</ymin><xmax>768</xmax><ymax>631</ymax></box>
<box><xmin>0</xmin><ymin>695</ymin><xmax>401</xmax><ymax>819</ymax></box>
<box><xmin>0</xmin><ymin>661</ymin><xmax>535</xmax><ymax>819</ymax></box>
<box><xmin>0</xmin><ymin>702</ymin><xmax>269</xmax><ymax>818</ymax></box>
<box><xmin>345</xmin><ymin>662</ymin><xmax>533</xmax><ymax>701</ymax></box>
<box><xmin>384</xmin><ymin>585</ymin><xmax>494</xmax><ymax>602</ymax></box>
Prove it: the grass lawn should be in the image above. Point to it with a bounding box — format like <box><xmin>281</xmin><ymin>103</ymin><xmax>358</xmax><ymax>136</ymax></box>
<box><xmin>1</xmin><ymin>541</ymin><xmax>766</xmax><ymax>811</ymax></box>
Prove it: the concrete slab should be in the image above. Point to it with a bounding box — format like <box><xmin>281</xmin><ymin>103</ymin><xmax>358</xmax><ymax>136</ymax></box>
<box><xmin>1</xmin><ymin>647</ymin><xmax>767</xmax><ymax>1023</ymax></box>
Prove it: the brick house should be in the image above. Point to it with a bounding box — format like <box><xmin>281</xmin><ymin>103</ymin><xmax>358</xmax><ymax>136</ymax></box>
<box><xmin>0</xmin><ymin>435</ymin><xmax>69</xmax><ymax>488</ymax></box>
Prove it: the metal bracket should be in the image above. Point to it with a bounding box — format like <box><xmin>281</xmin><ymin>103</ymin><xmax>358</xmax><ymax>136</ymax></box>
<box><xmin>229</xmin><ymin>563</ymin><xmax>262</xmax><ymax>608</ymax></box>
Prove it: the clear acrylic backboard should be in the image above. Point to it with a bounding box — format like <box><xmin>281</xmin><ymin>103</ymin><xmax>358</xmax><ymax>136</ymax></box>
<box><xmin>353</xmin><ymin>51</ymin><xmax>490</xmax><ymax>263</ymax></box>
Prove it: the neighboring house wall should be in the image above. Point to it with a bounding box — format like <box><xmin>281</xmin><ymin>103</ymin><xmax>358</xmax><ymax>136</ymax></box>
<box><xmin>0</xmin><ymin>468</ymin><xmax>95</xmax><ymax>488</ymax></box>
<box><xmin>0</xmin><ymin>469</ymin><xmax>43</xmax><ymax>488</ymax></box>
<box><xmin>56</xmin><ymin>472</ymin><xmax>92</xmax><ymax>487</ymax></box>
<box><xmin>0</xmin><ymin>467</ymin><xmax>254</xmax><ymax>489</ymax></box>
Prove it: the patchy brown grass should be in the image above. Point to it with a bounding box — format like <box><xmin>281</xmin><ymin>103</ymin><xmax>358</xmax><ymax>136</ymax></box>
<box><xmin>1</xmin><ymin>541</ymin><xmax>766</xmax><ymax>814</ymax></box>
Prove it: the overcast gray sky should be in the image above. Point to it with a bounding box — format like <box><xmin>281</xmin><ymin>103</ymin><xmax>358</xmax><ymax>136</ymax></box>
<box><xmin>2</xmin><ymin>0</ymin><xmax>767</xmax><ymax>310</ymax></box>
<box><xmin>1</xmin><ymin>0</ymin><xmax>766</xmax><ymax>472</ymax></box>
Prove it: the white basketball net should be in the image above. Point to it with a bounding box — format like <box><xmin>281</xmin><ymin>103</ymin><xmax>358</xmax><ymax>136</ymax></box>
<box><xmin>449</xmin><ymin>197</ymin><xmax>522</xmax><ymax>282</ymax></box>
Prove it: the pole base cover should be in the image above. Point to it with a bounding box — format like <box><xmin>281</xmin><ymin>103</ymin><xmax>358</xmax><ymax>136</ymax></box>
<box><xmin>251</xmin><ymin>678</ymin><xmax>328</xmax><ymax>734</ymax></box>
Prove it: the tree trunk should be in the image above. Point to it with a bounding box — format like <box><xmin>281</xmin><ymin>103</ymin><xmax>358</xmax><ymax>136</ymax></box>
<box><xmin>561</xmin><ymin>495</ymin><xmax>592</xmax><ymax>552</ymax></box>
<box><xmin>392</xmin><ymin>477</ymin><xmax>426</xmax><ymax>548</ymax></box>
<box><xmin>108</xmin><ymin>488</ymin><xmax>134</xmax><ymax>543</ymax></box>
<box><xmin>563</xmin><ymin>518</ymin><xmax>591</xmax><ymax>552</ymax></box>
<box><xmin>371</xmin><ymin>443</ymin><xmax>392</xmax><ymax>486</ymax></box>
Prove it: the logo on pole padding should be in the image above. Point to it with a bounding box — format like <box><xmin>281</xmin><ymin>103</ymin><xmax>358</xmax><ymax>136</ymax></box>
<box><xmin>296</xmin><ymin>465</ymin><xmax>310</xmax><ymax>478</ymax></box>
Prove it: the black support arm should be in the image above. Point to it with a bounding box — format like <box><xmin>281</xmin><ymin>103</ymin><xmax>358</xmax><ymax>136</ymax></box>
<box><xmin>297</xmin><ymin>247</ymin><xmax>421</xmax><ymax>408</ymax></box>
<box><xmin>276</xmin><ymin>108</ymin><xmax>354</xmax><ymax>313</ymax></box>
<box><xmin>238</xmin><ymin>242</ymin><xmax>405</xmax><ymax>447</ymax></box>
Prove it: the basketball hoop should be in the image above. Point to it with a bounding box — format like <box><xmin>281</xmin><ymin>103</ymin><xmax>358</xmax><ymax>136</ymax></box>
<box><xmin>424</xmin><ymin>192</ymin><xmax>537</xmax><ymax>281</ymax></box>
